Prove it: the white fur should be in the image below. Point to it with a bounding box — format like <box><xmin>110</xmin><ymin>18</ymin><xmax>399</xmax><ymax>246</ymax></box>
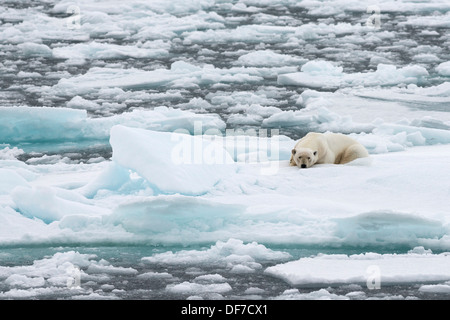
<box><xmin>290</xmin><ymin>132</ymin><xmax>369</xmax><ymax>168</ymax></box>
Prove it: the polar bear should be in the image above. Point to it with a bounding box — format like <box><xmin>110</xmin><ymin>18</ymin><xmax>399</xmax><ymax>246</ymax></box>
<box><xmin>290</xmin><ymin>132</ymin><xmax>369</xmax><ymax>168</ymax></box>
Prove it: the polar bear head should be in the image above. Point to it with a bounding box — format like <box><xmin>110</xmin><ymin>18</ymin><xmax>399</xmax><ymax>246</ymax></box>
<box><xmin>291</xmin><ymin>148</ymin><xmax>318</xmax><ymax>168</ymax></box>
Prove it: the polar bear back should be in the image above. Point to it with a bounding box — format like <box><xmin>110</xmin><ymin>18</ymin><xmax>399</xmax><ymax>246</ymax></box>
<box><xmin>322</xmin><ymin>132</ymin><xmax>368</xmax><ymax>164</ymax></box>
<box><xmin>323</xmin><ymin>132</ymin><xmax>360</xmax><ymax>154</ymax></box>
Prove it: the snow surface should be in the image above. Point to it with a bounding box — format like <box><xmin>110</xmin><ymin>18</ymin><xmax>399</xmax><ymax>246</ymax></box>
<box><xmin>1</xmin><ymin>0</ymin><xmax>450</xmax><ymax>300</ymax></box>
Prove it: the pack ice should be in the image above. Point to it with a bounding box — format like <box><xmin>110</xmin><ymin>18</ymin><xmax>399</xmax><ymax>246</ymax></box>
<box><xmin>1</xmin><ymin>0</ymin><xmax>450</xmax><ymax>300</ymax></box>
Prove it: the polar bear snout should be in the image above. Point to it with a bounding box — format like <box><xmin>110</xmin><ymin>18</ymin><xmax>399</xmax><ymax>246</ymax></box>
<box><xmin>291</xmin><ymin>148</ymin><xmax>317</xmax><ymax>168</ymax></box>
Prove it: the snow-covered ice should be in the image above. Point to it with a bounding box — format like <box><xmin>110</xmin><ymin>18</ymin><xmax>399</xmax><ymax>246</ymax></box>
<box><xmin>1</xmin><ymin>0</ymin><xmax>450</xmax><ymax>300</ymax></box>
<box><xmin>266</xmin><ymin>249</ymin><xmax>450</xmax><ymax>286</ymax></box>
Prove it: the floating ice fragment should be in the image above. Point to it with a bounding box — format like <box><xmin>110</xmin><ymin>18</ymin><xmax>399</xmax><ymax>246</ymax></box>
<box><xmin>236</xmin><ymin>50</ymin><xmax>307</xmax><ymax>67</ymax></box>
<box><xmin>436</xmin><ymin>62</ymin><xmax>450</xmax><ymax>76</ymax></box>
<box><xmin>17</xmin><ymin>42</ymin><xmax>53</xmax><ymax>58</ymax></box>
<box><xmin>166</xmin><ymin>281</ymin><xmax>232</xmax><ymax>294</ymax></box>
<box><xmin>419</xmin><ymin>283</ymin><xmax>450</xmax><ymax>293</ymax></box>
<box><xmin>300</xmin><ymin>60</ymin><xmax>343</xmax><ymax>76</ymax></box>
<box><xmin>67</xmin><ymin>96</ymin><xmax>100</xmax><ymax>111</ymax></box>
<box><xmin>274</xmin><ymin>288</ymin><xmax>349</xmax><ymax>300</ymax></box>
<box><xmin>278</xmin><ymin>62</ymin><xmax>429</xmax><ymax>88</ymax></box>
<box><xmin>142</xmin><ymin>238</ymin><xmax>291</xmax><ymax>265</ymax></box>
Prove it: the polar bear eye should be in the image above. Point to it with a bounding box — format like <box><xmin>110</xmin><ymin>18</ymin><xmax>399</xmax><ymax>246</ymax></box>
<box><xmin>307</xmin><ymin>157</ymin><xmax>311</xmax><ymax>160</ymax></box>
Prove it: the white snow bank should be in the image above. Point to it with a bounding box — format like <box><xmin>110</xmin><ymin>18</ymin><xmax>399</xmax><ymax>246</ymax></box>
<box><xmin>102</xmin><ymin>144</ymin><xmax>450</xmax><ymax>248</ymax></box>
<box><xmin>0</xmin><ymin>205</ymin><xmax>53</xmax><ymax>246</ymax></box>
<box><xmin>109</xmin><ymin>125</ymin><xmax>236</xmax><ymax>195</ymax></box>
<box><xmin>0</xmin><ymin>158</ymin><xmax>37</xmax><ymax>182</ymax></box>
<box><xmin>278</xmin><ymin>61</ymin><xmax>429</xmax><ymax>88</ymax></box>
<box><xmin>107</xmin><ymin>195</ymin><xmax>245</xmax><ymax>234</ymax></box>
<box><xmin>78</xmin><ymin>130</ymin><xmax>292</xmax><ymax>198</ymax></box>
<box><xmin>77</xmin><ymin>162</ymin><xmax>133</xmax><ymax>199</ymax></box>
<box><xmin>216</xmin><ymin>131</ymin><xmax>292</xmax><ymax>162</ymax></box>
<box><xmin>265</xmin><ymin>249</ymin><xmax>450</xmax><ymax>286</ymax></box>
<box><xmin>0</xmin><ymin>169</ymin><xmax>30</xmax><ymax>194</ymax></box>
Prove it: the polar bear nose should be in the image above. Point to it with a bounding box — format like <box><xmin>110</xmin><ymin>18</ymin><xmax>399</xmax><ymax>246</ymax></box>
<box><xmin>301</xmin><ymin>164</ymin><xmax>307</xmax><ymax>168</ymax></box>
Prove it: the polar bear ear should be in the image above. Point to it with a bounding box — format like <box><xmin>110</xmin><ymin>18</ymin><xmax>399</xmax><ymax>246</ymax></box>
<box><xmin>314</xmin><ymin>151</ymin><xmax>317</xmax><ymax>156</ymax></box>
<box><xmin>292</xmin><ymin>149</ymin><xmax>296</xmax><ymax>155</ymax></box>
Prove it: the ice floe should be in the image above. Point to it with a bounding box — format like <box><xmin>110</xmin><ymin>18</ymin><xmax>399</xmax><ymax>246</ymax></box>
<box><xmin>266</xmin><ymin>248</ymin><xmax>450</xmax><ymax>286</ymax></box>
<box><xmin>278</xmin><ymin>61</ymin><xmax>429</xmax><ymax>89</ymax></box>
